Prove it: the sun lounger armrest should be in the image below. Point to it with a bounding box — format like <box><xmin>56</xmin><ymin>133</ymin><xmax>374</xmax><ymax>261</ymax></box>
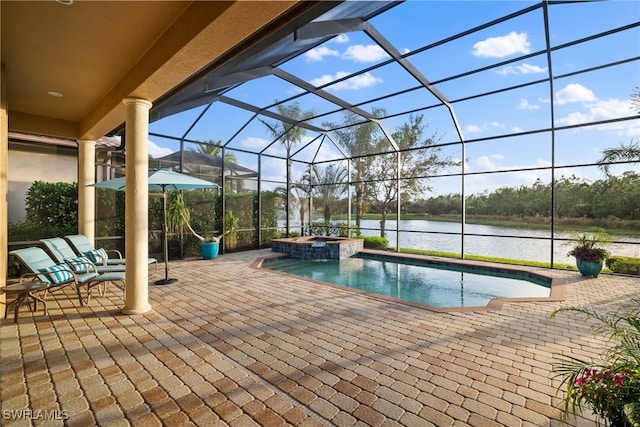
<box><xmin>19</xmin><ymin>272</ymin><xmax>49</xmax><ymax>284</ymax></box>
<box><xmin>80</xmin><ymin>259</ymin><xmax>99</xmax><ymax>274</ymax></box>
<box><xmin>107</xmin><ymin>249</ymin><xmax>123</xmax><ymax>259</ymax></box>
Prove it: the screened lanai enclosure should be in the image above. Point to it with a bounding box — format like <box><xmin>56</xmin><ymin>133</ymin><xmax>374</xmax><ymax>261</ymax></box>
<box><xmin>96</xmin><ymin>0</ymin><xmax>640</xmax><ymax>266</ymax></box>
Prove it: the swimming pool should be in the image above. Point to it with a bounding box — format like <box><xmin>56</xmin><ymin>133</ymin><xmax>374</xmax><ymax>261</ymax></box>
<box><xmin>261</xmin><ymin>253</ymin><xmax>552</xmax><ymax>308</ymax></box>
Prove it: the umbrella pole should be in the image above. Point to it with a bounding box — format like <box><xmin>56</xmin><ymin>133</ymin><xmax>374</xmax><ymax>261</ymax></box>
<box><xmin>156</xmin><ymin>186</ymin><xmax>178</xmax><ymax>285</ymax></box>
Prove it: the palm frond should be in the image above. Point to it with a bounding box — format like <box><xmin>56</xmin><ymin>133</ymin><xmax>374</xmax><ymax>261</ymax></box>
<box><xmin>598</xmin><ymin>140</ymin><xmax>640</xmax><ymax>176</ymax></box>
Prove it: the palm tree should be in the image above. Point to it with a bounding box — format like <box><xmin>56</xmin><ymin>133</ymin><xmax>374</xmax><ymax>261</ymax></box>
<box><xmin>191</xmin><ymin>139</ymin><xmax>237</xmax><ymax>163</ymax></box>
<box><xmin>261</xmin><ymin>102</ymin><xmax>315</xmax><ymax>233</ymax></box>
<box><xmin>310</xmin><ymin>164</ymin><xmax>348</xmax><ymax>224</ymax></box>
<box><xmin>275</xmin><ymin>174</ymin><xmax>311</xmax><ymax>235</ymax></box>
<box><xmin>598</xmin><ymin>141</ymin><xmax>640</xmax><ymax>176</ymax></box>
<box><xmin>597</xmin><ymin>87</ymin><xmax>640</xmax><ymax>176</ymax></box>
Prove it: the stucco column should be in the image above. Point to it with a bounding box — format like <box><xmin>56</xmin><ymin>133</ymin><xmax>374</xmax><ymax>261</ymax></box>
<box><xmin>122</xmin><ymin>98</ymin><xmax>152</xmax><ymax>315</ymax></box>
<box><xmin>1</xmin><ymin>63</ymin><xmax>8</xmax><ymax>303</ymax></box>
<box><xmin>77</xmin><ymin>139</ymin><xmax>96</xmax><ymax>245</ymax></box>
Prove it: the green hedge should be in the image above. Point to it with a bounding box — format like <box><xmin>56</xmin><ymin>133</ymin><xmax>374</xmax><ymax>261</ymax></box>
<box><xmin>363</xmin><ymin>236</ymin><xmax>388</xmax><ymax>250</ymax></box>
<box><xmin>608</xmin><ymin>257</ymin><xmax>640</xmax><ymax>275</ymax></box>
<box><xmin>9</xmin><ymin>181</ymin><xmax>79</xmax><ymax>241</ymax></box>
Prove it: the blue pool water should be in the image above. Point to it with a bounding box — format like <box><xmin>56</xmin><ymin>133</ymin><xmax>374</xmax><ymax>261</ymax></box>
<box><xmin>262</xmin><ymin>255</ymin><xmax>551</xmax><ymax>308</ymax></box>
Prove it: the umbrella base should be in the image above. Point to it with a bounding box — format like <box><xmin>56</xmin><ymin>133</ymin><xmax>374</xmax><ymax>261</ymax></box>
<box><xmin>155</xmin><ymin>278</ymin><xmax>178</xmax><ymax>285</ymax></box>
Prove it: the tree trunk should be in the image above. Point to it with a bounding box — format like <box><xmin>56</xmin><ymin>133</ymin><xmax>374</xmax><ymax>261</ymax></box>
<box><xmin>299</xmin><ymin>204</ymin><xmax>305</xmax><ymax>235</ymax></box>
<box><xmin>379</xmin><ymin>209</ymin><xmax>387</xmax><ymax>238</ymax></box>
<box><xmin>324</xmin><ymin>204</ymin><xmax>331</xmax><ymax>223</ymax></box>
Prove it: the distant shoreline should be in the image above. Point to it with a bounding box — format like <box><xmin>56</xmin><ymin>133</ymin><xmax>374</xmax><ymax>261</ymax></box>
<box><xmin>327</xmin><ymin>213</ymin><xmax>640</xmax><ymax>237</ymax></box>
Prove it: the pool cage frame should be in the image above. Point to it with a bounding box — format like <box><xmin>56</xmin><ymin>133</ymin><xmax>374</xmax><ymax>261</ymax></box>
<box><xmin>110</xmin><ymin>1</ymin><xmax>639</xmax><ymax>267</ymax></box>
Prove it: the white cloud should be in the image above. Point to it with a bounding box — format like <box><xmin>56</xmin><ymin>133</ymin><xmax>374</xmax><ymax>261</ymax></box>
<box><xmin>472</xmin><ymin>31</ymin><xmax>531</xmax><ymax>58</ymax></box>
<box><xmin>465</xmin><ymin>122</ymin><xmax>505</xmax><ymax>134</ymax></box>
<box><xmin>311</xmin><ymin>71</ymin><xmax>382</xmax><ymax>91</ymax></box>
<box><xmin>475</xmin><ymin>155</ymin><xmax>496</xmax><ymax>170</ymax></box>
<box><xmin>241</xmin><ymin>136</ymin><xmax>271</xmax><ymax>149</ymax></box>
<box><xmin>556</xmin><ymin>98</ymin><xmax>638</xmax><ymax>136</ymax></box>
<box><xmin>511</xmin><ymin>126</ymin><xmax>524</xmax><ymax>133</ymax></box>
<box><xmin>497</xmin><ymin>63</ymin><xmax>546</xmax><ymax>75</ymax></box>
<box><xmin>304</xmin><ymin>46</ymin><xmax>339</xmax><ymax>62</ymax></box>
<box><xmin>334</xmin><ymin>34</ymin><xmax>349</xmax><ymax>43</ymax></box>
<box><xmin>465</xmin><ymin>124</ymin><xmax>483</xmax><ymax>133</ymax></box>
<box><xmin>555</xmin><ymin>83</ymin><xmax>596</xmax><ymax>105</ymax></box>
<box><xmin>587</xmin><ymin>98</ymin><xmax>633</xmax><ymax>121</ymax></box>
<box><xmin>260</xmin><ymin>157</ymin><xmax>287</xmax><ymax>182</ymax></box>
<box><xmin>148</xmin><ymin>140</ymin><xmax>173</xmax><ymax>158</ymax></box>
<box><xmin>517</xmin><ymin>98</ymin><xmax>539</xmax><ymax>110</ymax></box>
<box><xmin>342</xmin><ymin>44</ymin><xmax>389</xmax><ymax>63</ymax></box>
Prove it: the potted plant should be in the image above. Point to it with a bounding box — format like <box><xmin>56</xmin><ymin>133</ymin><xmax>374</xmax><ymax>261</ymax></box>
<box><xmin>551</xmin><ymin>300</ymin><xmax>640</xmax><ymax>426</ymax></box>
<box><xmin>567</xmin><ymin>228</ymin><xmax>611</xmax><ymax>277</ymax></box>
<box><xmin>166</xmin><ymin>191</ymin><xmax>228</xmax><ymax>260</ymax></box>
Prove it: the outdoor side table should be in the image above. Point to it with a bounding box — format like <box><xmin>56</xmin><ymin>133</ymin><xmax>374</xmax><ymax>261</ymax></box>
<box><xmin>2</xmin><ymin>281</ymin><xmax>48</xmax><ymax>323</ymax></box>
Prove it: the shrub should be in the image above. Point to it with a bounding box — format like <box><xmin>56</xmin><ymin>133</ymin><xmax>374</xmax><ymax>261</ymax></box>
<box><xmin>608</xmin><ymin>257</ymin><xmax>640</xmax><ymax>275</ymax></box>
<box><xmin>551</xmin><ymin>300</ymin><xmax>640</xmax><ymax>426</ymax></box>
<box><xmin>25</xmin><ymin>181</ymin><xmax>78</xmax><ymax>234</ymax></box>
<box><xmin>363</xmin><ymin>236</ymin><xmax>388</xmax><ymax>249</ymax></box>
<box><xmin>334</xmin><ymin>222</ymin><xmax>350</xmax><ymax>237</ymax></box>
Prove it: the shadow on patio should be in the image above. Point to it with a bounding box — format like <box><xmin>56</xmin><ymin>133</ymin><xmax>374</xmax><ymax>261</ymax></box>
<box><xmin>3</xmin><ymin>249</ymin><xmax>636</xmax><ymax>426</ymax></box>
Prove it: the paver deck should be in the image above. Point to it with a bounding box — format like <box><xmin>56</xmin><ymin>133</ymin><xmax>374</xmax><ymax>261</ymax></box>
<box><xmin>2</xmin><ymin>248</ymin><xmax>638</xmax><ymax>426</ymax></box>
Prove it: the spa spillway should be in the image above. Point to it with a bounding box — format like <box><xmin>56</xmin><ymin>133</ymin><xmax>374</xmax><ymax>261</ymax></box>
<box><xmin>271</xmin><ymin>236</ymin><xmax>364</xmax><ymax>260</ymax></box>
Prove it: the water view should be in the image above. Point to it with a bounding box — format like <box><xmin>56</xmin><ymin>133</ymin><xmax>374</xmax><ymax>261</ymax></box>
<box><xmin>285</xmin><ymin>219</ymin><xmax>640</xmax><ymax>264</ymax></box>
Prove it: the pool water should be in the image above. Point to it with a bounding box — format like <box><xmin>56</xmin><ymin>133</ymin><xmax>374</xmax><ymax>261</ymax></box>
<box><xmin>262</xmin><ymin>255</ymin><xmax>551</xmax><ymax>308</ymax></box>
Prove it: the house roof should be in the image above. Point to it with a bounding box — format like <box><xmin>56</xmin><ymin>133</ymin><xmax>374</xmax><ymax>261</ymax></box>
<box><xmin>151</xmin><ymin>151</ymin><xmax>257</xmax><ymax>177</ymax></box>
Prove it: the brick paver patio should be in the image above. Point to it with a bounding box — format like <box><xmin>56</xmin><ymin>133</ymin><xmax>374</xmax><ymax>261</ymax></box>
<box><xmin>2</xmin><ymin>248</ymin><xmax>638</xmax><ymax>426</ymax></box>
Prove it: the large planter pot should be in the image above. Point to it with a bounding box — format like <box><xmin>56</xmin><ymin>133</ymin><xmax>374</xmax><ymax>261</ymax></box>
<box><xmin>199</xmin><ymin>241</ymin><xmax>219</xmax><ymax>260</ymax></box>
<box><xmin>576</xmin><ymin>259</ymin><xmax>603</xmax><ymax>277</ymax></box>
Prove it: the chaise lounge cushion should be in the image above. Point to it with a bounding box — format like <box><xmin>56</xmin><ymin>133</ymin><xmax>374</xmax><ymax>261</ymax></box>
<box><xmin>84</xmin><ymin>248</ymin><xmax>109</xmax><ymax>265</ymax></box>
<box><xmin>65</xmin><ymin>256</ymin><xmax>93</xmax><ymax>273</ymax></box>
<box><xmin>41</xmin><ymin>264</ymin><xmax>74</xmax><ymax>284</ymax></box>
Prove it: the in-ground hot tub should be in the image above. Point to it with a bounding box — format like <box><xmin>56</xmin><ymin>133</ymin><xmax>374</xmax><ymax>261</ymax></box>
<box><xmin>271</xmin><ymin>236</ymin><xmax>363</xmax><ymax>259</ymax></box>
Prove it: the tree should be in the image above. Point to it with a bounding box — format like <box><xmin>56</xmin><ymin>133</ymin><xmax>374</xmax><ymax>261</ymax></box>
<box><xmin>191</xmin><ymin>139</ymin><xmax>237</xmax><ymax>163</ymax></box>
<box><xmin>261</xmin><ymin>102</ymin><xmax>315</xmax><ymax>232</ymax></box>
<box><xmin>309</xmin><ymin>164</ymin><xmax>348</xmax><ymax>224</ymax></box>
<box><xmin>597</xmin><ymin>87</ymin><xmax>640</xmax><ymax>176</ymax></box>
<box><xmin>370</xmin><ymin>114</ymin><xmax>460</xmax><ymax>238</ymax></box>
<box><xmin>324</xmin><ymin>108</ymin><xmax>385</xmax><ymax>233</ymax></box>
<box><xmin>275</xmin><ymin>171</ymin><xmax>311</xmax><ymax>235</ymax></box>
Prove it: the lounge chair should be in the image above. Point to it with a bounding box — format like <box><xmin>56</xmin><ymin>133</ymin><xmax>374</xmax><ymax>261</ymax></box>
<box><xmin>64</xmin><ymin>234</ymin><xmax>158</xmax><ymax>273</ymax></box>
<box><xmin>9</xmin><ymin>247</ymin><xmax>126</xmax><ymax>306</ymax></box>
<box><xmin>40</xmin><ymin>237</ymin><xmax>126</xmax><ymax>274</ymax></box>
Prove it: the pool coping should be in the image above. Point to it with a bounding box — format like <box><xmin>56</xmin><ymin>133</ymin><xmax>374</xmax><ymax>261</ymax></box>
<box><xmin>252</xmin><ymin>249</ymin><xmax>567</xmax><ymax>313</ymax></box>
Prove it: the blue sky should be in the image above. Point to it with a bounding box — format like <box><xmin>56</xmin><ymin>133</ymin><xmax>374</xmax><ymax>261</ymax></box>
<box><xmin>148</xmin><ymin>0</ymin><xmax>640</xmax><ymax>197</ymax></box>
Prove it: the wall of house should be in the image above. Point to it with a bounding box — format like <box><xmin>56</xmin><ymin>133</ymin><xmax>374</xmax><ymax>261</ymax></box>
<box><xmin>8</xmin><ymin>141</ymin><xmax>77</xmax><ymax>222</ymax></box>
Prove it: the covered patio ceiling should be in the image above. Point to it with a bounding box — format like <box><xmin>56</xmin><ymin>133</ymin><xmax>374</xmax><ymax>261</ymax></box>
<box><xmin>1</xmin><ymin>0</ymin><xmax>341</xmax><ymax>141</ymax></box>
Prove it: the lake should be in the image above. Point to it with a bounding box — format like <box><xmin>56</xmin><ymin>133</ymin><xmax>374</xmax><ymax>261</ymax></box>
<box><xmin>285</xmin><ymin>219</ymin><xmax>640</xmax><ymax>264</ymax></box>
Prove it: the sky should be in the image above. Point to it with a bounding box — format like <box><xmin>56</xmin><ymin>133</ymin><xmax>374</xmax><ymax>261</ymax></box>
<box><xmin>147</xmin><ymin>0</ymin><xmax>640</xmax><ymax>198</ymax></box>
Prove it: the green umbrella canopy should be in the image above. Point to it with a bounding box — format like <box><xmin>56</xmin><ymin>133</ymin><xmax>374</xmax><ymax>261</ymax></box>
<box><xmin>90</xmin><ymin>168</ymin><xmax>220</xmax><ymax>191</ymax></box>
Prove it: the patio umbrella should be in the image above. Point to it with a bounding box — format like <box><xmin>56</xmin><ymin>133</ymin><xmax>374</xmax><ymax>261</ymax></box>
<box><xmin>91</xmin><ymin>168</ymin><xmax>219</xmax><ymax>285</ymax></box>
